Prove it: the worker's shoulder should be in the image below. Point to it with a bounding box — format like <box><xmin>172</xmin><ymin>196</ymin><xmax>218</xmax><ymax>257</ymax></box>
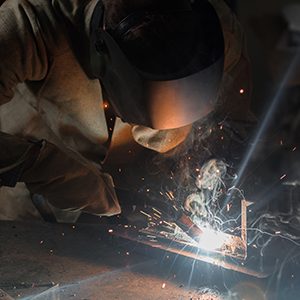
<box><xmin>1</xmin><ymin>0</ymin><xmax>96</xmax><ymax>56</ymax></box>
<box><xmin>2</xmin><ymin>0</ymin><xmax>95</xmax><ymax>22</ymax></box>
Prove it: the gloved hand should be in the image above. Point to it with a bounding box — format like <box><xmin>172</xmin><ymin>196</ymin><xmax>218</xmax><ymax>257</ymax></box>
<box><xmin>21</xmin><ymin>141</ymin><xmax>121</xmax><ymax>216</ymax></box>
<box><xmin>0</xmin><ymin>131</ymin><xmax>121</xmax><ymax>216</ymax></box>
<box><xmin>0</xmin><ymin>132</ymin><xmax>42</xmax><ymax>187</ymax></box>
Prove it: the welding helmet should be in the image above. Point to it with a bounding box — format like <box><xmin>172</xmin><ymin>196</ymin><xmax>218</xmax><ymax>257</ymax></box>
<box><xmin>90</xmin><ymin>0</ymin><xmax>224</xmax><ymax>130</ymax></box>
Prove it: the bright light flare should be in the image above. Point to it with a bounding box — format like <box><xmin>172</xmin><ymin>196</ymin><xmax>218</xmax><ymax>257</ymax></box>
<box><xmin>197</xmin><ymin>227</ymin><xmax>228</xmax><ymax>251</ymax></box>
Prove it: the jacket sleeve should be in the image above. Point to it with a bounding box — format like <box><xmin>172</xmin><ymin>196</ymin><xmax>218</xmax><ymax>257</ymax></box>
<box><xmin>21</xmin><ymin>140</ymin><xmax>121</xmax><ymax>216</ymax></box>
<box><xmin>0</xmin><ymin>0</ymin><xmax>48</xmax><ymax>105</ymax></box>
<box><xmin>0</xmin><ymin>1</ymin><xmax>49</xmax><ymax>177</ymax></box>
<box><xmin>0</xmin><ymin>1</ymin><xmax>120</xmax><ymax>216</ymax></box>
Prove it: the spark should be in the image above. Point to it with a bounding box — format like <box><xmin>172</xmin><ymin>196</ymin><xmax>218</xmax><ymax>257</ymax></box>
<box><xmin>152</xmin><ymin>207</ymin><xmax>162</xmax><ymax>215</ymax></box>
<box><xmin>140</xmin><ymin>211</ymin><xmax>152</xmax><ymax>219</ymax></box>
<box><xmin>280</xmin><ymin>174</ymin><xmax>287</xmax><ymax>180</ymax></box>
<box><xmin>172</xmin><ymin>205</ymin><xmax>178</xmax><ymax>211</ymax></box>
<box><xmin>146</xmin><ymin>235</ymin><xmax>157</xmax><ymax>239</ymax></box>
<box><xmin>163</xmin><ymin>221</ymin><xmax>173</xmax><ymax>227</ymax></box>
<box><xmin>165</xmin><ymin>191</ymin><xmax>175</xmax><ymax>201</ymax></box>
<box><xmin>239</xmin><ymin>88</ymin><xmax>245</xmax><ymax>94</ymax></box>
<box><xmin>226</xmin><ymin>204</ymin><xmax>230</xmax><ymax>212</ymax></box>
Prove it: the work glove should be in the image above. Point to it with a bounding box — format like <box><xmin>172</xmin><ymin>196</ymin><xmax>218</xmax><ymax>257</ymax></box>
<box><xmin>0</xmin><ymin>132</ymin><xmax>42</xmax><ymax>187</ymax></box>
<box><xmin>0</xmin><ymin>132</ymin><xmax>121</xmax><ymax>216</ymax></box>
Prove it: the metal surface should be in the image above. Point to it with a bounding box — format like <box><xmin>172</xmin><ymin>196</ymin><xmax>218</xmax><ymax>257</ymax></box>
<box><xmin>139</xmin><ymin>198</ymin><xmax>250</xmax><ymax>263</ymax></box>
<box><xmin>175</xmin><ymin>213</ymin><xmax>204</xmax><ymax>243</ymax></box>
<box><xmin>112</xmin><ymin>226</ymin><xmax>267</xmax><ymax>278</ymax></box>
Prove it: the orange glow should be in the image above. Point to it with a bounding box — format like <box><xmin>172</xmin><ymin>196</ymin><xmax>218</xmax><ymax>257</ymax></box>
<box><xmin>103</xmin><ymin>101</ymin><xmax>109</xmax><ymax>109</ymax></box>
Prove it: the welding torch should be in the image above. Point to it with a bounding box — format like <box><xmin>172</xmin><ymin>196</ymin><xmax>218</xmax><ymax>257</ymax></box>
<box><xmin>174</xmin><ymin>210</ymin><xmax>203</xmax><ymax>243</ymax></box>
<box><xmin>116</xmin><ymin>189</ymin><xmax>203</xmax><ymax>244</ymax></box>
<box><xmin>143</xmin><ymin>197</ymin><xmax>204</xmax><ymax>244</ymax></box>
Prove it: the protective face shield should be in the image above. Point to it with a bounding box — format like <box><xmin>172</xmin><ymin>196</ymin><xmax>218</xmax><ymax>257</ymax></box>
<box><xmin>90</xmin><ymin>0</ymin><xmax>224</xmax><ymax>130</ymax></box>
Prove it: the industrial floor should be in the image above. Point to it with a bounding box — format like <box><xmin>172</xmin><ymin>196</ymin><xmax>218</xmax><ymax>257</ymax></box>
<box><xmin>0</xmin><ymin>220</ymin><xmax>299</xmax><ymax>300</ymax></box>
<box><xmin>0</xmin><ymin>221</ymin><xmax>225</xmax><ymax>300</ymax></box>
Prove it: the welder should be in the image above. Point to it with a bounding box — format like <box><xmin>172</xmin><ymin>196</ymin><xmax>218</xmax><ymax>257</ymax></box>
<box><xmin>0</xmin><ymin>0</ymin><xmax>253</xmax><ymax>220</ymax></box>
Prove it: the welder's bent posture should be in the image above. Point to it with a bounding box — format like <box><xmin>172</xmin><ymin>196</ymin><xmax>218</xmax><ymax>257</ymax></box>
<box><xmin>0</xmin><ymin>0</ymin><xmax>252</xmax><ymax>220</ymax></box>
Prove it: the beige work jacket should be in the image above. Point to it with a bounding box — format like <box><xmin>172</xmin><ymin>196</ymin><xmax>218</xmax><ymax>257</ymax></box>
<box><xmin>0</xmin><ymin>0</ymin><xmax>252</xmax><ymax>220</ymax></box>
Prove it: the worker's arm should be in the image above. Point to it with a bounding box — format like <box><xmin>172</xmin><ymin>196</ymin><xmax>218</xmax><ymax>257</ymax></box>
<box><xmin>0</xmin><ymin>0</ymin><xmax>120</xmax><ymax>216</ymax></box>
<box><xmin>0</xmin><ymin>0</ymin><xmax>48</xmax><ymax>106</ymax></box>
